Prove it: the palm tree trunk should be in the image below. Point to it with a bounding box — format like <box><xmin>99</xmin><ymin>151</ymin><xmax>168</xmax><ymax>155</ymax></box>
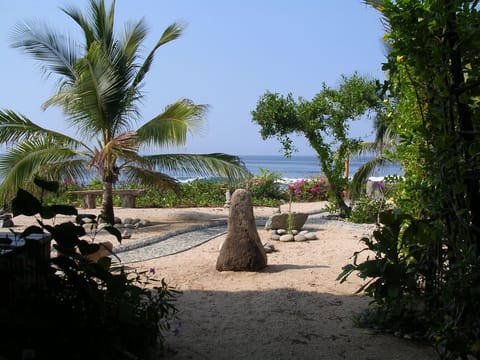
<box><xmin>101</xmin><ymin>180</ymin><xmax>115</xmax><ymax>224</ymax></box>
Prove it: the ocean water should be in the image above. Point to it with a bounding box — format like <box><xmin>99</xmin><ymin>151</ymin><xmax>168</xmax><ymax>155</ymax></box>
<box><xmin>0</xmin><ymin>153</ymin><xmax>401</xmax><ymax>184</ymax></box>
<box><xmin>240</xmin><ymin>154</ymin><xmax>402</xmax><ymax>181</ymax></box>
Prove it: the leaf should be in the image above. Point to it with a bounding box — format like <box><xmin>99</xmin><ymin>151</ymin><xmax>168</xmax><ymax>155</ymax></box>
<box><xmin>51</xmin><ymin>222</ymin><xmax>80</xmax><ymax>249</ymax></box>
<box><xmin>40</xmin><ymin>206</ymin><xmax>57</xmax><ymax>219</ymax></box>
<box><xmin>11</xmin><ymin>188</ymin><xmax>42</xmax><ymax>217</ymax></box>
<box><xmin>49</xmin><ymin>205</ymin><xmax>78</xmax><ymax>216</ymax></box>
<box><xmin>34</xmin><ymin>177</ymin><xmax>59</xmax><ymax>192</ymax></box>
<box><xmin>97</xmin><ymin>256</ymin><xmax>112</xmax><ymax>270</ymax></box>
<box><xmin>78</xmin><ymin>240</ymin><xmax>100</xmax><ymax>255</ymax></box>
<box><xmin>21</xmin><ymin>225</ymin><xmax>45</xmax><ymax>238</ymax></box>
<box><xmin>358</xmin><ymin>259</ymin><xmax>384</xmax><ymax>278</ymax></box>
<box><xmin>103</xmin><ymin>225</ymin><xmax>122</xmax><ymax>243</ymax></box>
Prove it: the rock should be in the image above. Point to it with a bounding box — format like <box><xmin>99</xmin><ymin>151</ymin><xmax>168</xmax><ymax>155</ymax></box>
<box><xmin>124</xmin><ymin>223</ymin><xmax>135</xmax><ymax>229</ymax></box>
<box><xmin>122</xmin><ymin>230</ymin><xmax>132</xmax><ymax>239</ymax></box>
<box><xmin>279</xmin><ymin>234</ymin><xmax>294</xmax><ymax>242</ymax></box>
<box><xmin>76</xmin><ymin>214</ymin><xmax>96</xmax><ymax>224</ymax></box>
<box><xmin>265</xmin><ymin>213</ymin><xmax>288</xmax><ymax>230</ymax></box>
<box><xmin>264</xmin><ymin>212</ymin><xmax>309</xmax><ymax>231</ymax></box>
<box><xmin>290</xmin><ymin>213</ymin><xmax>309</xmax><ymax>230</ymax></box>
<box><xmin>294</xmin><ymin>234</ymin><xmax>307</xmax><ymax>242</ymax></box>
<box><xmin>277</xmin><ymin>229</ymin><xmax>287</xmax><ymax>235</ymax></box>
<box><xmin>263</xmin><ymin>242</ymin><xmax>275</xmax><ymax>253</ymax></box>
<box><xmin>291</xmin><ymin>229</ymin><xmax>298</xmax><ymax>235</ymax></box>
<box><xmin>83</xmin><ymin>223</ymin><xmax>97</xmax><ymax>232</ymax></box>
<box><xmin>216</xmin><ymin>189</ymin><xmax>267</xmax><ymax>271</ymax></box>
<box><xmin>0</xmin><ymin>214</ymin><xmax>14</xmax><ymax>228</ymax></box>
<box><xmin>97</xmin><ymin>222</ymin><xmax>114</xmax><ymax>231</ymax></box>
<box><xmin>123</xmin><ymin>217</ymin><xmax>134</xmax><ymax>225</ymax></box>
<box><xmin>114</xmin><ymin>217</ymin><xmax>122</xmax><ymax>224</ymax></box>
<box><xmin>270</xmin><ymin>233</ymin><xmax>281</xmax><ymax>241</ymax></box>
<box><xmin>138</xmin><ymin>219</ymin><xmax>151</xmax><ymax>227</ymax></box>
<box><xmin>304</xmin><ymin>232</ymin><xmax>318</xmax><ymax>240</ymax></box>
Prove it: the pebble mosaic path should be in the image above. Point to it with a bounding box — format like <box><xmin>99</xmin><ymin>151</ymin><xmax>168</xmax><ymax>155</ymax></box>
<box><xmin>114</xmin><ymin>212</ymin><xmax>375</xmax><ymax>263</ymax></box>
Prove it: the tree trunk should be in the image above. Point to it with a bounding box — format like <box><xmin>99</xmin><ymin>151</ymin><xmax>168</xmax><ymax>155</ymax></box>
<box><xmin>336</xmin><ymin>191</ymin><xmax>351</xmax><ymax>218</ymax></box>
<box><xmin>344</xmin><ymin>158</ymin><xmax>350</xmax><ymax>199</ymax></box>
<box><xmin>101</xmin><ymin>180</ymin><xmax>115</xmax><ymax>224</ymax></box>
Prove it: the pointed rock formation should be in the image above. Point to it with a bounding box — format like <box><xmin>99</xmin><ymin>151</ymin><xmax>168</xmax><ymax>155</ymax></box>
<box><xmin>216</xmin><ymin>189</ymin><xmax>267</xmax><ymax>271</ymax></box>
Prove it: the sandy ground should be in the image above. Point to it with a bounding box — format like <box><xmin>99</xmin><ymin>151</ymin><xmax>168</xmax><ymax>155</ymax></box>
<box><xmin>9</xmin><ymin>202</ymin><xmax>437</xmax><ymax>359</ymax></box>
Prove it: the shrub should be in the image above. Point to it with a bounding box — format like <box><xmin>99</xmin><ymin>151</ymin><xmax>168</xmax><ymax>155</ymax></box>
<box><xmin>243</xmin><ymin>168</ymin><xmax>286</xmax><ymax>205</ymax></box>
<box><xmin>349</xmin><ymin>197</ymin><xmax>388</xmax><ymax>224</ymax></box>
<box><xmin>1</xmin><ymin>179</ymin><xmax>179</xmax><ymax>359</ymax></box>
<box><xmin>349</xmin><ymin>175</ymin><xmax>400</xmax><ymax>224</ymax></box>
<box><xmin>337</xmin><ymin>209</ymin><xmax>436</xmax><ymax>345</ymax></box>
<box><xmin>179</xmin><ymin>179</ymin><xmax>230</xmax><ymax>207</ymax></box>
<box><xmin>287</xmin><ymin>176</ymin><xmax>329</xmax><ymax>202</ymax></box>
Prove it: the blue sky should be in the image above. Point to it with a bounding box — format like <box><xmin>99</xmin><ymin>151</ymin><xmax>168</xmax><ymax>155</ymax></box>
<box><xmin>0</xmin><ymin>0</ymin><xmax>386</xmax><ymax>156</ymax></box>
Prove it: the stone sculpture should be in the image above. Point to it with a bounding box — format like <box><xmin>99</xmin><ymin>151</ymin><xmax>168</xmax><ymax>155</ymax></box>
<box><xmin>216</xmin><ymin>189</ymin><xmax>267</xmax><ymax>271</ymax></box>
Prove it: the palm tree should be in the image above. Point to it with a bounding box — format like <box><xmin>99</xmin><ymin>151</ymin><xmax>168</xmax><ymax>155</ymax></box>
<box><xmin>0</xmin><ymin>0</ymin><xmax>250</xmax><ymax>223</ymax></box>
<box><xmin>349</xmin><ymin>111</ymin><xmax>398</xmax><ymax>199</ymax></box>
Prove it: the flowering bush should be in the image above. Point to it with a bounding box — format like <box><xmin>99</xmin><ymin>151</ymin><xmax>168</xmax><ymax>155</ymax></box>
<box><xmin>244</xmin><ymin>168</ymin><xmax>285</xmax><ymax>202</ymax></box>
<box><xmin>287</xmin><ymin>176</ymin><xmax>329</xmax><ymax>202</ymax></box>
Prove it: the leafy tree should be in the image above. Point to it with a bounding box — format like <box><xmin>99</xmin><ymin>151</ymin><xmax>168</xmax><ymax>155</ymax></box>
<box><xmin>0</xmin><ymin>0</ymin><xmax>250</xmax><ymax>223</ymax></box>
<box><xmin>340</xmin><ymin>1</ymin><xmax>480</xmax><ymax>357</ymax></box>
<box><xmin>251</xmin><ymin>73</ymin><xmax>382</xmax><ymax>216</ymax></box>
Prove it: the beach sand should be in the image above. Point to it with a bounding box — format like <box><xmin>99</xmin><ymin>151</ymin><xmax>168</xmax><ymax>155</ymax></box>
<box><xmin>9</xmin><ymin>202</ymin><xmax>437</xmax><ymax>359</ymax></box>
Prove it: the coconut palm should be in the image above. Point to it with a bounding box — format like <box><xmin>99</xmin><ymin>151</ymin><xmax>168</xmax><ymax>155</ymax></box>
<box><xmin>0</xmin><ymin>0</ymin><xmax>250</xmax><ymax>222</ymax></box>
<box><xmin>349</xmin><ymin>111</ymin><xmax>398</xmax><ymax>199</ymax></box>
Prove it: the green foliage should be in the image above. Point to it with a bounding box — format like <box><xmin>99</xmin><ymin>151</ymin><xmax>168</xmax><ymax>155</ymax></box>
<box><xmin>338</xmin><ymin>209</ymin><xmax>429</xmax><ymax>329</ymax></box>
<box><xmin>251</xmin><ymin>73</ymin><xmax>383</xmax><ymax>216</ymax></box>
<box><xmin>349</xmin><ymin>197</ymin><xmax>385</xmax><ymax>224</ymax></box>
<box><xmin>342</xmin><ymin>2</ymin><xmax>480</xmax><ymax>357</ymax></box>
<box><xmin>178</xmin><ymin>179</ymin><xmax>231</xmax><ymax>207</ymax></box>
<box><xmin>349</xmin><ymin>176</ymin><xmax>400</xmax><ymax>224</ymax></box>
<box><xmin>1</xmin><ymin>180</ymin><xmax>179</xmax><ymax>359</ymax></box>
<box><xmin>243</xmin><ymin>168</ymin><xmax>286</xmax><ymax>202</ymax></box>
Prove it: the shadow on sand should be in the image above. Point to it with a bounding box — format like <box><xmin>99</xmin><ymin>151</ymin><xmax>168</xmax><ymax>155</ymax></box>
<box><xmin>152</xmin><ymin>288</ymin><xmax>437</xmax><ymax>360</ymax></box>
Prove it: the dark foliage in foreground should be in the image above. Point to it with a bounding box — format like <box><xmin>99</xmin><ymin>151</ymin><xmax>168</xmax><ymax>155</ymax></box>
<box><xmin>0</xmin><ymin>179</ymin><xmax>179</xmax><ymax>359</ymax></box>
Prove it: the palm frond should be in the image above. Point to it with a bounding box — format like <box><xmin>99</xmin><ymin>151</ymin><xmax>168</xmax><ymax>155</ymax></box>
<box><xmin>356</xmin><ymin>141</ymin><xmax>379</xmax><ymax>155</ymax></box>
<box><xmin>62</xmin><ymin>0</ymin><xmax>115</xmax><ymax>51</ymax></box>
<box><xmin>10</xmin><ymin>20</ymin><xmax>78</xmax><ymax>81</ymax></box>
<box><xmin>90</xmin><ymin>131</ymin><xmax>139</xmax><ymax>170</ymax></box>
<box><xmin>122</xmin><ymin>166</ymin><xmax>181</xmax><ymax>194</ymax></box>
<box><xmin>0</xmin><ymin>110</ymin><xmax>87</xmax><ymax>149</ymax></box>
<box><xmin>130</xmin><ymin>22</ymin><xmax>185</xmax><ymax>91</ymax></box>
<box><xmin>350</xmin><ymin>156</ymin><xmax>390</xmax><ymax>200</ymax></box>
<box><xmin>136</xmin><ymin>100</ymin><xmax>209</xmax><ymax>148</ymax></box>
<box><xmin>143</xmin><ymin>153</ymin><xmax>251</xmax><ymax>183</ymax></box>
<box><xmin>120</xmin><ymin>20</ymin><xmax>148</xmax><ymax>65</ymax></box>
<box><xmin>364</xmin><ymin>0</ymin><xmax>391</xmax><ymax>32</ymax></box>
<box><xmin>59</xmin><ymin>44</ymin><xmax>129</xmax><ymax>137</ymax></box>
<box><xmin>38</xmin><ymin>159</ymin><xmax>90</xmax><ymax>183</ymax></box>
<box><xmin>0</xmin><ymin>138</ymin><xmax>88</xmax><ymax>199</ymax></box>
